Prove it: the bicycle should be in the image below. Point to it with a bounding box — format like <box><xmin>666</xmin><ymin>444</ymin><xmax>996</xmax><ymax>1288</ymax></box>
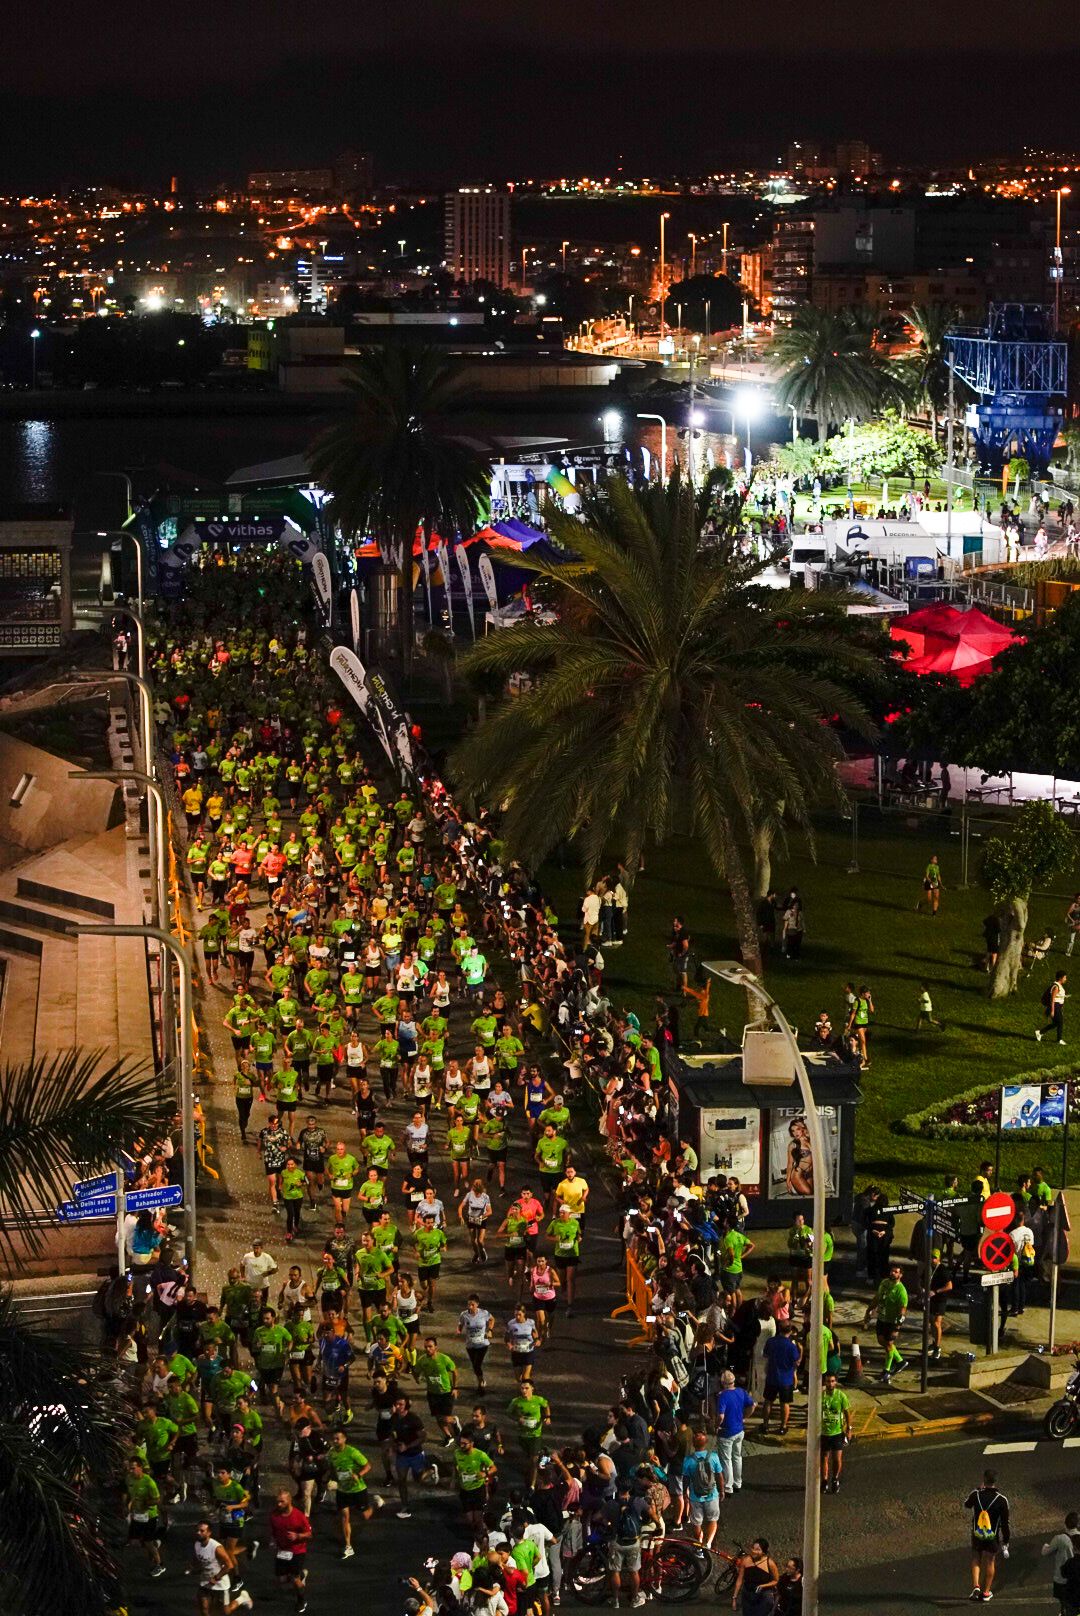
<box><xmin>711</xmin><ymin>1542</ymin><xmax>745</xmax><ymax>1600</ymax></box>
<box><xmin>567</xmin><ymin>1530</ymin><xmax>707</xmax><ymax>1605</ymax></box>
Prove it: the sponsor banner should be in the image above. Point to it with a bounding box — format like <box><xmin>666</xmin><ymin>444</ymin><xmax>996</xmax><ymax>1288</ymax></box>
<box><xmin>477</xmin><ymin>551</ymin><xmax>499</xmax><ymax>615</ymax></box>
<box><xmin>349</xmin><ymin>587</ymin><xmax>361</xmax><ymax>654</ymax></box>
<box><xmin>311</xmin><ymin>552</ymin><xmax>332</xmax><ymax>627</ymax></box>
<box><xmin>454</xmin><ymin>542</ymin><xmax>476</xmax><ymax>639</ymax></box>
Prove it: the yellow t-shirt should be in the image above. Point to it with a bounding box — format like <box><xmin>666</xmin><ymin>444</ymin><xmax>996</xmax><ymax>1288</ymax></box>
<box><xmin>555</xmin><ymin>1177</ymin><xmax>588</xmax><ymax>1217</ymax></box>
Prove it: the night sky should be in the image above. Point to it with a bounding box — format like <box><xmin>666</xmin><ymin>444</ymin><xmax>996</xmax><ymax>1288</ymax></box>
<box><xmin>3</xmin><ymin>1</ymin><xmax>1080</xmax><ymax>187</ymax></box>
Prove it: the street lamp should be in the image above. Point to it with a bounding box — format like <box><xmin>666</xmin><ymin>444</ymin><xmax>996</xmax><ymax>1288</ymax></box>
<box><xmin>636</xmin><ymin>412</ymin><xmax>668</xmax><ymax>482</ymax></box>
<box><xmin>561</xmin><ymin>239</ymin><xmax>569</xmax><ymax>274</ymax></box>
<box><xmin>75</xmin><ymin>923</ymin><xmax>195</xmax><ymax>1272</ymax></box>
<box><xmin>659</xmin><ymin>212</ymin><xmax>671</xmax><ymax>337</ymax></box>
<box><xmin>689</xmin><ymin>231</ymin><xmax>698</xmax><ymax>280</ymax></box>
<box><xmin>1055</xmin><ymin>186</ymin><xmax>1072</xmax><ymax>331</ymax></box>
<box><xmin>30</xmin><ymin>327</ymin><xmax>41</xmax><ymax>389</ymax></box>
<box><xmin>627</xmin><ymin>293</ymin><xmax>634</xmax><ymax>336</ymax></box>
<box><xmin>721</xmin><ymin>221</ymin><xmax>730</xmax><ymax>278</ymax></box>
<box><xmin>733</xmin><ymin>385</ymin><xmax>764</xmax><ymax>470</ymax></box>
<box><xmin>703</xmin><ymin>961</ymin><xmax>827</xmax><ymax>1616</ymax></box>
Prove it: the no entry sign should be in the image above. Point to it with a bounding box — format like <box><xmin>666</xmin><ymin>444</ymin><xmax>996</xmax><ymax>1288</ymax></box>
<box><xmin>980</xmin><ymin>1192</ymin><xmax>1016</xmax><ymax>1231</ymax></box>
<box><xmin>979</xmin><ymin>1230</ymin><xmax>1015</xmax><ymax>1273</ymax></box>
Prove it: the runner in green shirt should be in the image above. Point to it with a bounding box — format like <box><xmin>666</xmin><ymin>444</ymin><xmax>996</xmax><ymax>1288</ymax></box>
<box><xmin>507</xmin><ymin>1388</ymin><xmax>551</xmax><ymax>1484</ymax></box>
<box><xmin>250</xmin><ymin>1308</ymin><xmax>293</xmax><ymax>1415</ymax></box>
<box><xmin>447</xmin><ymin>1115</ymin><xmax>473</xmax><ymax>1191</ymax></box>
<box><xmin>326</xmin><ymin>1430</ymin><xmax>375</xmax><ymax>1556</ymax></box>
<box><xmin>125</xmin><ymin>1459</ymin><xmax>163</xmax><ymax>1569</ymax></box>
<box><xmin>414</xmin><ymin>1219</ymin><xmax>449</xmax><ymax>1311</ymax></box>
<box><xmin>280</xmin><ymin>1159</ymin><xmax>306</xmax><ymax>1243</ymax></box>
<box><xmin>819</xmin><ymin>1371</ymin><xmax>852</xmax><ymax>1492</ymax></box>
<box><xmin>495</xmin><ymin>1028</ymin><xmax>524</xmax><ymax>1075</ymax></box>
<box><xmin>327</xmin><ymin>1143</ymin><xmax>361</xmax><ymax>1218</ymax></box>
<box><xmin>452</xmin><ymin>1434</ymin><xmax>496</xmax><ymax>1529</ymax></box>
<box><xmin>863</xmin><ymin>1263</ymin><xmax>909</xmax><ymax>1382</ymax></box>
<box><xmin>413</xmin><ymin>1335</ymin><xmax>459</xmax><ymax>1440</ymax></box>
<box><xmin>480</xmin><ymin>1111</ymin><xmax>509</xmax><ymax>1193</ymax></box>
<box><xmin>361</xmin><ymin>1125</ymin><xmax>394</xmax><ymax>1175</ymax></box>
<box><xmin>471</xmin><ymin>1011</ymin><xmax>498</xmax><ymax>1049</ymax></box>
<box><xmin>547</xmin><ymin>1212</ymin><xmax>583</xmax><ymax>1310</ymax></box>
<box><xmin>535</xmin><ymin>1126</ymin><xmax>569</xmax><ymax>1197</ymax></box>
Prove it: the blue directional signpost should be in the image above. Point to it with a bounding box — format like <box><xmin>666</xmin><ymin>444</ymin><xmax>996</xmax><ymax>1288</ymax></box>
<box><xmin>55</xmin><ymin>1171</ymin><xmax>183</xmax><ymax>1263</ymax></box>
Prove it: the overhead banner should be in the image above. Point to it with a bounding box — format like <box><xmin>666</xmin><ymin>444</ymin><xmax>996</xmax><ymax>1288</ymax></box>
<box><xmin>349</xmin><ymin>587</ymin><xmax>361</xmax><ymax>655</ymax></box>
<box><xmin>454</xmin><ymin>541</ymin><xmax>476</xmax><ymax>639</ymax></box>
<box><xmin>311</xmin><ymin>552</ymin><xmax>332</xmax><ymax>627</ymax></box>
<box><xmin>200</xmin><ymin>517</ymin><xmax>285</xmax><ymax>546</ymax></box>
<box><xmin>477</xmin><ymin>550</ymin><xmax>499</xmax><ymax>616</ymax></box>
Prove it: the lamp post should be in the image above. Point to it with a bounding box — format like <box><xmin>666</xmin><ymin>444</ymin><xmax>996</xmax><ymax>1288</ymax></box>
<box><xmin>1054</xmin><ymin>186</ymin><xmax>1072</xmax><ymax>332</ymax></box>
<box><xmin>689</xmin><ymin>231</ymin><xmax>698</xmax><ymax>280</ymax></box>
<box><xmin>703</xmin><ymin>961</ymin><xmax>826</xmax><ymax>1616</ymax></box>
<box><xmin>721</xmin><ymin>221</ymin><xmax>730</xmax><ymax>278</ymax></box>
<box><xmin>76</xmin><ymin>922</ymin><xmax>195</xmax><ymax>1272</ymax></box>
<box><xmin>659</xmin><ymin>212</ymin><xmax>671</xmax><ymax>337</ymax></box>
<box><xmin>30</xmin><ymin>327</ymin><xmax>41</xmax><ymax>389</ymax></box>
<box><xmin>732</xmin><ymin>386</ymin><xmax>763</xmax><ymax>472</ymax></box>
<box><xmin>561</xmin><ymin>239</ymin><xmax>569</xmax><ymax>274</ymax></box>
<box><xmin>627</xmin><ymin>293</ymin><xmax>634</xmax><ymax>337</ymax></box>
<box><xmin>105</xmin><ymin>527</ymin><xmax>143</xmax><ymax>619</ymax></box>
<box><xmin>704</xmin><ymin>299</ymin><xmax>711</xmax><ymax>349</ymax></box>
<box><xmin>636</xmin><ymin>412</ymin><xmax>668</xmax><ymax>483</ymax></box>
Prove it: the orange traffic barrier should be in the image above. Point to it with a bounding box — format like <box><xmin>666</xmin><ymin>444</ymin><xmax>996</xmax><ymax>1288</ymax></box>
<box><xmin>610</xmin><ymin>1247</ymin><xmax>654</xmax><ymax>1347</ymax></box>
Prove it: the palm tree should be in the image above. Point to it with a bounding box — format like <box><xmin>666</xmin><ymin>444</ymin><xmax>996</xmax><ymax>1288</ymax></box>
<box><xmin>902</xmin><ymin>303</ymin><xmax>959</xmax><ymax>441</ymax></box>
<box><xmin>770</xmin><ymin>307</ymin><xmax>896</xmax><ymax>441</ymax></box>
<box><xmin>0</xmin><ymin>1049</ymin><xmax>164</xmax><ymax>1615</ymax></box>
<box><xmin>310</xmin><ymin>346</ymin><xmax>490</xmax><ymax>675</ymax></box>
<box><xmin>450</xmin><ymin>474</ymin><xmax>880</xmax><ymax>977</ymax></box>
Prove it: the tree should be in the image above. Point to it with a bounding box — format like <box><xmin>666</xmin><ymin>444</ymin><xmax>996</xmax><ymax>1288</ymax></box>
<box><xmin>661</xmin><ymin>272</ymin><xmax>745</xmax><ymax>334</ymax></box>
<box><xmin>450</xmin><ymin>473</ymin><xmax>879</xmax><ymax>978</ymax></box>
<box><xmin>0</xmin><ymin>1049</ymin><xmax>165</xmax><ymax>1614</ymax></box>
<box><xmin>309</xmin><ymin>347</ymin><xmax>490</xmax><ymax>675</ymax></box>
<box><xmin>901</xmin><ymin>303</ymin><xmax>959</xmax><ymax>441</ymax></box>
<box><xmin>982</xmin><ymin>799</ymin><xmax>1076</xmax><ymax>998</ymax></box>
<box><xmin>769</xmin><ymin>307</ymin><xmax>901</xmax><ymax>442</ymax></box>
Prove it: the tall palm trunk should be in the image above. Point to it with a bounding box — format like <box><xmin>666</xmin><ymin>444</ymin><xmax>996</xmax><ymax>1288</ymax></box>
<box><xmin>720</xmin><ymin>817</ymin><xmax>764</xmax><ymax>989</ymax></box>
<box><xmin>989</xmin><ymin>896</ymin><xmax>1028</xmax><ymax>1000</ymax></box>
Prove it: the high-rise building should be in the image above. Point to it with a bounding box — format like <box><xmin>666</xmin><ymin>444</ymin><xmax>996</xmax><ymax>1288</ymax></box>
<box><xmin>834</xmin><ymin>140</ymin><xmax>873</xmax><ymax>180</ymax></box>
<box><xmin>444</xmin><ymin>187</ymin><xmax>511</xmax><ymax>288</ymax></box>
<box><xmin>335</xmin><ymin>151</ymin><xmax>374</xmax><ymax>199</ymax></box>
<box><xmin>248</xmin><ymin>168</ymin><xmax>335</xmax><ymax>196</ymax></box>
<box><xmin>771</xmin><ymin>218</ymin><xmax>815</xmax><ymax>321</ymax></box>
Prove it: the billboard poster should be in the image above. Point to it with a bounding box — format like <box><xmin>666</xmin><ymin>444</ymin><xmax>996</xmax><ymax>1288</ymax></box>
<box><xmin>699</xmin><ymin>1104</ymin><xmax>761</xmax><ymax>1191</ymax></box>
<box><xmin>768</xmin><ymin>1105</ymin><xmax>840</xmax><ymax>1199</ymax></box>
<box><xmin>1001</xmin><ymin>1081</ymin><xmax>1069</xmax><ymax>1129</ymax></box>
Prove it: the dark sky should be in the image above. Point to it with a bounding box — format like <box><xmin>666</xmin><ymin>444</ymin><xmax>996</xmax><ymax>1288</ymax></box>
<box><xmin>4</xmin><ymin>2</ymin><xmax>1080</xmax><ymax>187</ymax></box>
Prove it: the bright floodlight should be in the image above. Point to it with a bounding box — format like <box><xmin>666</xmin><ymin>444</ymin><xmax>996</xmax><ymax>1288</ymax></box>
<box><xmin>734</xmin><ymin>386</ymin><xmax>763</xmax><ymax>420</ymax></box>
<box><xmin>602</xmin><ymin>409</ymin><xmax>622</xmax><ymax>434</ymax></box>
<box><xmin>30</xmin><ymin>328</ymin><xmax>41</xmax><ymax>339</ymax></box>
<box><xmin>690</xmin><ymin>408</ymin><xmax>706</xmax><ymax>427</ymax></box>
<box><xmin>534</xmin><ymin>293</ymin><xmax>547</xmax><ymax>306</ymax></box>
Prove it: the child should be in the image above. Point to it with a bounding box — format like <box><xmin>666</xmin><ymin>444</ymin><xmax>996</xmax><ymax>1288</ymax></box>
<box><xmin>915</xmin><ymin>982</ymin><xmax>944</xmax><ymax>1031</ymax></box>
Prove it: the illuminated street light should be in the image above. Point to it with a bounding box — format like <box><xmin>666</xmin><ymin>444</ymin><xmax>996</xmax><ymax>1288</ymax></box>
<box><xmin>29</xmin><ymin>326</ymin><xmax>41</xmax><ymax>389</ymax></box>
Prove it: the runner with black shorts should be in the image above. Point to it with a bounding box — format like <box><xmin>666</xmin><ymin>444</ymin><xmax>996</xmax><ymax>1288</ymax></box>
<box><xmin>297</xmin><ymin>1117</ymin><xmax>327</xmax><ymax>1210</ymax></box>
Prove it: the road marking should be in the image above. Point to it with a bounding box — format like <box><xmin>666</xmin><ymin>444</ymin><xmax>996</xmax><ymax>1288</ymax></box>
<box><xmin>1063</xmin><ymin>1436</ymin><xmax>1080</xmax><ymax>1448</ymax></box>
<box><xmin>983</xmin><ymin>1440</ymin><xmax>1038</xmax><ymax>1454</ymax></box>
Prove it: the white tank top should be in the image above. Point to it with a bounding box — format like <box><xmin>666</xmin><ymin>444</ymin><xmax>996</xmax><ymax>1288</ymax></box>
<box><xmin>396</xmin><ymin>1288</ymin><xmax>419</xmax><ymax>1321</ymax></box>
<box><xmin>195</xmin><ymin>1536</ymin><xmax>227</xmax><ymax>1587</ymax></box>
<box><xmin>346</xmin><ymin>1043</ymin><xmax>366</xmax><ymax>1067</ymax></box>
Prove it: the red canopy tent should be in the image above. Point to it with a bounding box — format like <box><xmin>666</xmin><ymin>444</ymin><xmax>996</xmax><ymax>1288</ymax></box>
<box><xmin>890</xmin><ymin>605</ymin><xmax>1022</xmax><ymax>685</ymax></box>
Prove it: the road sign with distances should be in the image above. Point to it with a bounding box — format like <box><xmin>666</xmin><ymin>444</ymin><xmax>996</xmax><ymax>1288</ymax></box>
<box><xmin>125</xmin><ymin>1184</ymin><xmax>183</xmax><ymax>1212</ymax></box>
<box><xmin>73</xmin><ymin>1173</ymin><xmax>115</xmax><ymax>1200</ymax></box>
<box><xmin>55</xmin><ymin>1195</ymin><xmax>117</xmax><ymax>1220</ymax></box>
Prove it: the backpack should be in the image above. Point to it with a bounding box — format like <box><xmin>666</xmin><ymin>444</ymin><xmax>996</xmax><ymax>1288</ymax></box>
<box><xmin>616</xmin><ymin>1505</ymin><xmax>641</xmax><ymax>1545</ymax></box>
<box><xmin>973</xmin><ymin>1499</ymin><xmax>997</xmax><ymax>1543</ymax></box>
<box><xmin>692</xmin><ymin>1453</ymin><xmax>716</xmax><ymax>1496</ymax></box>
<box><xmin>1042</xmin><ymin>985</ymin><xmax>1054</xmax><ymax>1012</ymax></box>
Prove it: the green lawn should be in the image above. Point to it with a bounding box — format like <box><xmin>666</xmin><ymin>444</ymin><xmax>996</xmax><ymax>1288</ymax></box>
<box><xmin>542</xmin><ymin>808</ymin><xmax>1079</xmax><ymax>1196</ymax></box>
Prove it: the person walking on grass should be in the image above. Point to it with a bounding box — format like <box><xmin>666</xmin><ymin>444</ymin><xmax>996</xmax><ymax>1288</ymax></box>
<box><xmin>915</xmin><ymin>982</ymin><xmax>945</xmax><ymax>1032</ymax></box>
<box><xmin>918</xmin><ymin>853</ymin><xmax>944</xmax><ymax>915</ymax></box>
<box><xmin>1036</xmin><ymin>972</ymin><xmax>1068</xmax><ymax>1045</ymax></box>
<box><xmin>964</xmin><ymin>1468</ymin><xmax>1010</xmax><ymax>1603</ymax></box>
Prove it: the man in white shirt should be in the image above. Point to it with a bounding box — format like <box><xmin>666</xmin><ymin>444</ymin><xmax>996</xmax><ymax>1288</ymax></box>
<box><xmin>240</xmin><ymin>1241</ymin><xmax>278</xmax><ymax>1305</ymax></box>
<box><xmin>581</xmin><ymin>888</ymin><xmax>600</xmax><ymax>945</ymax></box>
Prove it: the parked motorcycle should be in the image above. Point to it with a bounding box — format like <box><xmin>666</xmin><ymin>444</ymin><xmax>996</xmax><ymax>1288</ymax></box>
<box><xmin>1044</xmin><ymin>1359</ymin><xmax>1080</xmax><ymax>1439</ymax></box>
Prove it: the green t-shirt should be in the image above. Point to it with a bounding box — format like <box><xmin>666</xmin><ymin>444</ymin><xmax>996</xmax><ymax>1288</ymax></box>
<box><xmin>233</xmin><ymin>1069</ymin><xmax>255</xmax><ymax>1100</ymax></box>
<box><xmin>539</xmin><ymin>1106</ymin><xmax>570</xmax><ymax>1134</ymax></box>
<box><xmin>821</xmin><ymin>1387</ymin><xmax>851</xmax><ymax>1438</ymax></box>
<box><xmin>327</xmin><ymin>1442</ymin><xmax>369</xmax><ymax>1493</ymax></box>
<box><xmin>472</xmin><ymin>1013</ymin><xmax>498</xmax><ymax>1047</ymax></box>
<box><xmin>163</xmin><ymin>1390</ymin><xmax>199</xmax><ymax>1437</ymax></box>
<box><xmin>721</xmin><ymin>1230</ymin><xmax>751</xmax><ymax>1275</ymax></box>
<box><xmin>252</xmin><ymin>1322</ymin><xmax>292</xmax><ymax>1370</ymax></box>
<box><xmin>875</xmin><ymin>1279</ymin><xmax>908</xmax><ymax>1324</ymax></box>
<box><xmin>548</xmin><ymin>1216</ymin><xmax>581</xmax><ymax>1258</ymax></box>
<box><xmin>281</xmin><ymin>1164</ymin><xmax>306</xmax><ymax>1200</ymax></box>
<box><xmin>508</xmin><ymin>1392</ymin><xmax>549</xmax><ymax>1436</ymax></box>
<box><xmin>215</xmin><ymin>1368</ymin><xmax>251</xmax><ymax>1412</ymax></box>
<box><xmin>454</xmin><ymin>1445</ymin><xmax>495</xmax><ymax>1491</ymax></box>
<box><xmin>536</xmin><ymin>1135</ymin><xmax>569</xmax><ymax>1173</ymax></box>
<box><xmin>415</xmin><ymin>1227</ymin><xmax>447</xmax><ymax>1268</ymax></box>
<box><xmin>328</xmin><ymin>1153</ymin><xmax>360</xmax><ymax>1192</ymax></box>
<box><xmin>363</xmin><ymin>1133</ymin><xmax>393</xmax><ymax>1170</ymax></box>
<box><xmin>126</xmin><ymin>1473</ymin><xmax>161</xmax><ymax>1519</ymax></box>
<box><xmin>448</xmin><ymin>1124</ymin><xmax>471</xmax><ymax>1160</ymax></box>
<box><xmin>355</xmin><ymin>1247</ymin><xmax>394</xmax><ymax>1290</ymax></box>
<box><xmin>141</xmin><ymin>1415</ymin><xmax>178</xmax><ymax>1462</ymax></box>
<box><xmin>414</xmin><ymin>1350</ymin><xmax>456</xmax><ymax>1394</ymax></box>
<box><xmin>481</xmin><ymin>1116</ymin><xmax>508</xmax><ymax>1152</ymax></box>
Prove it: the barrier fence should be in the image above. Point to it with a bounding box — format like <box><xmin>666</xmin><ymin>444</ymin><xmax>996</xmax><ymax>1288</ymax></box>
<box><xmin>610</xmin><ymin>1247</ymin><xmax>654</xmax><ymax>1348</ymax></box>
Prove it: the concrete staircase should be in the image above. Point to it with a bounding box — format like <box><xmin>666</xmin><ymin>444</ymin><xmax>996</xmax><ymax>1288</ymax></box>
<box><xmin>0</xmin><ymin>829</ymin><xmax>151</xmax><ymax>1069</ymax></box>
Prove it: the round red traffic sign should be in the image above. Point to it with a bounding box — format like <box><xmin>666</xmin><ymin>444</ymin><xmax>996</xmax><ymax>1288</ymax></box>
<box><xmin>980</xmin><ymin>1192</ymin><xmax>1016</xmax><ymax>1230</ymax></box>
<box><xmin>979</xmin><ymin>1230</ymin><xmax>1015</xmax><ymax>1273</ymax></box>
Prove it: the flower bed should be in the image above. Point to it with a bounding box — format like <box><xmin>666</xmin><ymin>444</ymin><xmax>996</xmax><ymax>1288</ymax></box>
<box><xmin>898</xmin><ymin>1063</ymin><xmax>1080</xmax><ymax>1140</ymax></box>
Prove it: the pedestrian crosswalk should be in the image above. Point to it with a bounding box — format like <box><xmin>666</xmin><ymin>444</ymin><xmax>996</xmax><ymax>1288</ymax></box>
<box><xmin>984</xmin><ymin>1436</ymin><xmax>1080</xmax><ymax>1454</ymax></box>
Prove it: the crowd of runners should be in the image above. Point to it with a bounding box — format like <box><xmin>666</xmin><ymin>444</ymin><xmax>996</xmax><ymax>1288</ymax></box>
<box><xmin>99</xmin><ymin>559</ymin><xmax>846</xmax><ymax>1615</ymax></box>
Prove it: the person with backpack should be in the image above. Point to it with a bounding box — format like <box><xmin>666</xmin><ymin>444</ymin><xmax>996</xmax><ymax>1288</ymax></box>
<box><xmin>963</xmin><ymin>1468</ymin><xmax>1010</xmax><ymax>1603</ymax></box>
<box><xmin>1042</xmin><ymin>1510</ymin><xmax>1079</xmax><ymax>1614</ymax></box>
<box><xmin>604</xmin><ymin>1478</ymin><xmax>657</xmax><ymax>1608</ymax></box>
<box><xmin>680</xmin><ymin>1430</ymin><xmax>724</xmax><ymax>1550</ymax></box>
<box><xmin>1036</xmin><ymin>972</ymin><xmax>1068</xmax><ymax>1045</ymax></box>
